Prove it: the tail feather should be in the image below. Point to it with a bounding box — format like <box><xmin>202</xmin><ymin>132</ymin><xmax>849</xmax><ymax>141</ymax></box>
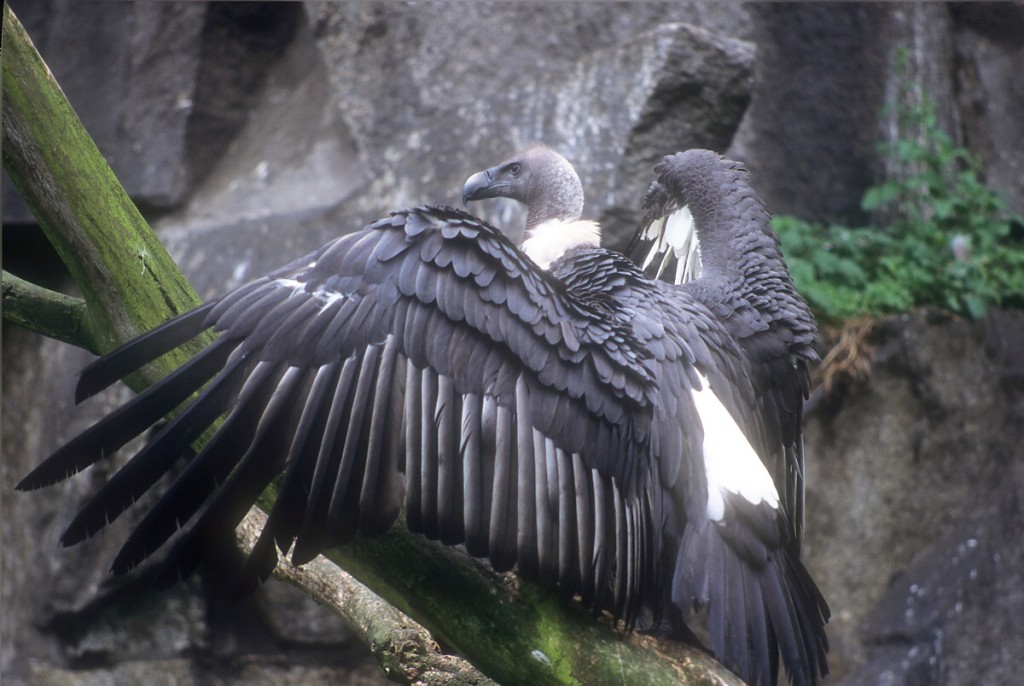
<box><xmin>673</xmin><ymin>523</ymin><xmax>829</xmax><ymax>686</ymax></box>
<box><xmin>745</xmin><ymin>564</ymin><xmax>773</xmax><ymax>686</ymax></box>
<box><xmin>761</xmin><ymin>557</ymin><xmax>810</xmax><ymax>686</ymax></box>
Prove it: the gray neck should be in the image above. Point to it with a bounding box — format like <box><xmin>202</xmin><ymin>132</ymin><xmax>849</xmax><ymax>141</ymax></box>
<box><xmin>525</xmin><ymin>160</ymin><xmax>584</xmax><ymax>231</ymax></box>
<box><xmin>683</xmin><ymin>160</ymin><xmax>777</xmax><ymax>280</ymax></box>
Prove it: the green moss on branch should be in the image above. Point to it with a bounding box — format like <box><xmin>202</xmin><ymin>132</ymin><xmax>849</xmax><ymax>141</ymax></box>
<box><xmin>1</xmin><ymin>270</ymin><xmax>99</xmax><ymax>351</ymax></box>
<box><xmin>2</xmin><ymin>3</ymin><xmax>208</xmax><ymax>387</ymax></box>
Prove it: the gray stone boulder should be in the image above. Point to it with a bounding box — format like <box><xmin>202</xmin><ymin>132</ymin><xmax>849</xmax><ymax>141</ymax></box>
<box><xmin>732</xmin><ymin>3</ymin><xmax>1024</xmax><ymax>224</ymax></box>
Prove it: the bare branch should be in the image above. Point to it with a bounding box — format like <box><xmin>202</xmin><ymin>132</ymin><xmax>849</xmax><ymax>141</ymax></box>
<box><xmin>236</xmin><ymin>509</ymin><xmax>496</xmax><ymax>686</ymax></box>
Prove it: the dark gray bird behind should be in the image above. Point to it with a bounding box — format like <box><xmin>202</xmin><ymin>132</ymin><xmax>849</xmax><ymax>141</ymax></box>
<box><xmin>632</xmin><ymin>152</ymin><xmax>819</xmax><ymax>553</ymax></box>
<box><xmin>19</xmin><ymin>147</ymin><xmax>828</xmax><ymax>686</ymax></box>
<box><xmin>629</xmin><ymin>151</ymin><xmax>826</xmax><ymax>685</ymax></box>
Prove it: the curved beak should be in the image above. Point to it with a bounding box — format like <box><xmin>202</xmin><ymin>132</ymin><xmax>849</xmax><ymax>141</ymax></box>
<box><xmin>461</xmin><ymin>167</ymin><xmax>498</xmax><ymax>205</ymax></box>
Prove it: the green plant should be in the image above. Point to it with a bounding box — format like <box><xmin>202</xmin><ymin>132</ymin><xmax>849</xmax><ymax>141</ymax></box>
<box><xmin>776</xmin><ymin>79</ymin><xmax>1024</xmax><ymax>322</ymax></box>
<box><xmin>775</xmin><ymin>217</ymin><xmax>907</xmax><ymax>320</ymax></box>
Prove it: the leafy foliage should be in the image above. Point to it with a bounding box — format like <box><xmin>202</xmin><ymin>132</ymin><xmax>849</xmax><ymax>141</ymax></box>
<box><xmin>775</xmin><ymin>83</ymin><xmax>1024</xmax><ymax>322</ymax></box>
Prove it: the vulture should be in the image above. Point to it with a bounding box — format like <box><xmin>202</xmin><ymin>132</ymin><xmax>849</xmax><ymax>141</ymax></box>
<box><xmin>18</xmin><ymin>146</ymin><xmax>829</xmax><ymax>686</ymax></box>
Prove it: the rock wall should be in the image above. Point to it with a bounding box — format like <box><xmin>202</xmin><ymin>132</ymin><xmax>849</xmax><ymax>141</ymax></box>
<box><xmin>803</xmin><ymin>311</ymin><xmax>1024</xmax><ymax>684</ymax></box>
<box><xmin>3</xmin><ymin>2</ymin><xmax>1023</xmax><ymax>685</ymax></box>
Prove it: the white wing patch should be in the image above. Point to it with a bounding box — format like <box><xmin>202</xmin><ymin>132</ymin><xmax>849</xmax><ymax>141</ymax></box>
<box><xmin>641</xmin><ymin>206</ymin><xmax>702</xmax><ymax>285</ymax></box>
<box><xmin>274</xmin><ymin>277</ymin><xmax>305</xmax><ymax>293</ymax></box>
<box><xmin>691</xmin><ymin>372</ymin><xmax>779</xmax><ymax>521</ymax></box>
<box><xmin>274</xmin><ymin>276</ymin><xmax>348</xmax><ymax>307</ymax></box>
<box><xmin>522</xmin><ymin>219</ymin><xmax>601</xmax><ymax>270</ymax></box>
<box><xmin>314</xmin><ymin>289</ymin><xmax>345</xmax><ymax>307</ymax></box>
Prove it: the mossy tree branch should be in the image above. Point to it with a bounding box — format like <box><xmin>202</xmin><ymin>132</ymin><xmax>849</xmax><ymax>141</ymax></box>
<box><xmin>236</xmin><ymin>509</ymin><xmax>495</xmax><ymax>686</ymax></box>
<box><xmin>3</xmin><ymin>5</ymin><xmax>740</xmax><ymax>685</ymax></box>
<box><xmin>2</xmin><ymin>2</ymin><xmax>208</xmax><ymax>386</ymax></box>
<box><xmin>1</xmin><ymin>269</ymin><xmax>95</xmax><ymax>350</ymax></box>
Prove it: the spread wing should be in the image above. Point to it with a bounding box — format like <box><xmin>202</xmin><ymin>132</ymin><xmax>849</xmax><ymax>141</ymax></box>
<box><xmin>19</xmin><ymin>205</ymin><xmax>663</xmax><ymax>622</ymax></box>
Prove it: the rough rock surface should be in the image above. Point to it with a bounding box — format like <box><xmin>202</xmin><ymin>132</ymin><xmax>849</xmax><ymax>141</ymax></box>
<box><xmin>802</xmin><ymin>311</ymin><xmax>1024</xmax><ymax>684</ymax></box>
<box><xmin>951</xmin><ymin>3</ymin><xmax>1024</xmax><ymax>217</ymax></box>
<box><xmin>4</xmin><ymin>2</ymin><xmax>1024</xmax><ymax>685</ymax></box>
<box><xmin>731</xmin><ymin>3</ymin><xmax>1024</xmax><ymax>222</ymax></box>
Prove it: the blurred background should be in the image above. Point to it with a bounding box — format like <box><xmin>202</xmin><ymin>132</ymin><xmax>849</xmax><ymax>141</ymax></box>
<box><xmin>4</xmin><ymin>2</ymin><xmax>1023</xmax><ymax>685</ymax></box>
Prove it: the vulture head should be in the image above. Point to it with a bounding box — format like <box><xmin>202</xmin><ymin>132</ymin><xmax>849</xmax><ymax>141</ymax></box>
<box><xmin>462</xmin><ymin>147</ymin><xmax>599</xmax><ymax>269</ymax></box>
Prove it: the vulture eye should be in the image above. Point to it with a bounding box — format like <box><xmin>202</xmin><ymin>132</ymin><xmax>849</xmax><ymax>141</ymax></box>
<box><xmin>509</xmin><ymin>163</ymin><xmax>521</xmax><ymax>176</ymax></box>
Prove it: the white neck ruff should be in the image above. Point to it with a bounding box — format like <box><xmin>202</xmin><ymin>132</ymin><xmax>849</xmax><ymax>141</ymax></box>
<box><xmin>522</xmin><ymin>219</ymin><xmax>601</xmax><ymax>270</ymax></box>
